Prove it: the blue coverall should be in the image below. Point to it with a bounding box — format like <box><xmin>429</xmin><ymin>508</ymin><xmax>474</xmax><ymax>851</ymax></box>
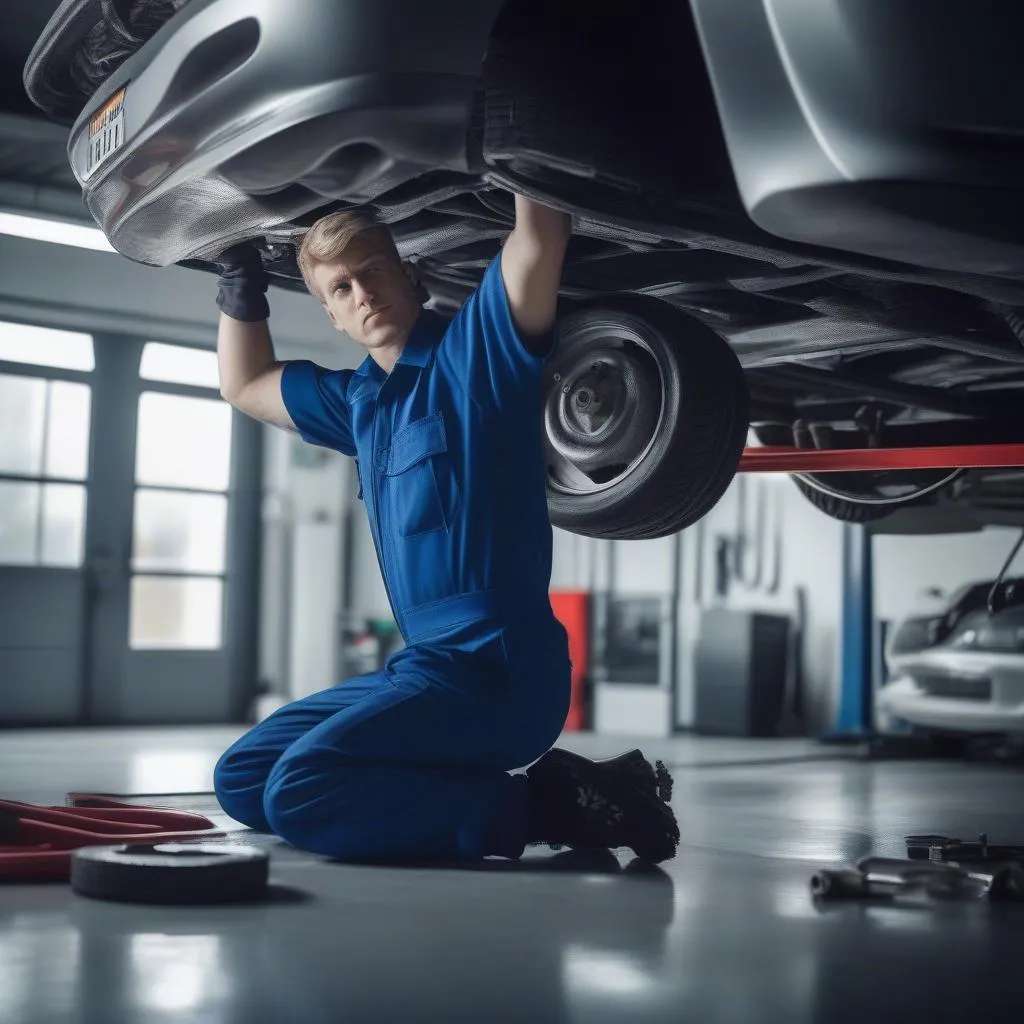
<box><xmin>214</xmin><ymin>256</ymin><xmax>572</xmax><ymax>860</ymax></box>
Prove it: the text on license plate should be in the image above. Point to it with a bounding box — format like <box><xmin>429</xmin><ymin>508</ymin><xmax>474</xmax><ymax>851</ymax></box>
<box><xmin>87</xmin><ymin>87</ymin><xmax>126</xmax><ymax>175</ymax></box>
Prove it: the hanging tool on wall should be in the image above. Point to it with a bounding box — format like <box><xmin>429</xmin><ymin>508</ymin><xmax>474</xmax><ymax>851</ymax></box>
<box><xmin>714</xmin><ymin>476</ymin><xmax>783</xmax><ymax>600</ymax></box>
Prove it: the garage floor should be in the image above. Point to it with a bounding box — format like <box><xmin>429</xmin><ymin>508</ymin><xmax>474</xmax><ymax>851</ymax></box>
<box><xmin>3</xmin><ymin>727</ymin><xmax>1024</xmax><ymax>1023</ymax></box>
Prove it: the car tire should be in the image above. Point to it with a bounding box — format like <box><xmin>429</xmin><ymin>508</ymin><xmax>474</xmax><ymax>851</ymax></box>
<box><xmin>792</xmin><ymin>467</ymin><xmax>963</xmax><ymax>524</ymax></box>
<box><xmin>792</xmin><ymin>477</ymin><xmax>897</xmax><ymax>523</ymax></box>
<box><xmin>543</xmin><ymin>297</ymin><xmax>749</xmax><ymax>540</ymax></box>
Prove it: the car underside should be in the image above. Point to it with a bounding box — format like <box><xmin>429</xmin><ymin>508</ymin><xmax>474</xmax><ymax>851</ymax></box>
<box><xmin>23</xmin><ymin>0</ymin><xmax>1024</xmax><ymax>537</ymax></box>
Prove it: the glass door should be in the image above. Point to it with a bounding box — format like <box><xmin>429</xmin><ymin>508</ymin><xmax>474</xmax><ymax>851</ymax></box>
<box><xmin>0</xmin><ymin>322</ymin><xmax>94</xmax><ymax>723</ymax></box>
<box><xmin>86</xmin><ymin>337</ymin><xmax>261</xmax><ymax>724</ymax></box>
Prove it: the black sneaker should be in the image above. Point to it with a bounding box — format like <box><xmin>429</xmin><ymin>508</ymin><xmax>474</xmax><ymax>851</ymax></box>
<box><xmin>525</xmin><ymin>747</ymin><xmax>679</xmax><ymax>863</ymax></box>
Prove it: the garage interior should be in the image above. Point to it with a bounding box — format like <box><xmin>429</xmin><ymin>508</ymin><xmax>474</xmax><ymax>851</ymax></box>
<box><xmin>6</xmin><ymin>3</ymin><xmax>1024</xmax><ymax>1023</ymax></box>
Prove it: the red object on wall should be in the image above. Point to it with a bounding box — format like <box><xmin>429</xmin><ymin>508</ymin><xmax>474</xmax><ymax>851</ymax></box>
<box><xmin>549</xmin><ymin>589</ymin><xmax>590</xmax><ymax>732</ymax></box>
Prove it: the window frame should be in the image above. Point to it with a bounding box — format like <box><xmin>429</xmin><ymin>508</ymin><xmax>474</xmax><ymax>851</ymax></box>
<box><xmin>0</xmin><ymin>322</ymin><xmax>95</xmax><ymax>374</ymax></box>
<box><xmin>0</xmin><ymin>351</ymin><xmax>95</xmax><ymax>569</ymax></box>
<box><xmin>139</xmin><ymin>341</ymin><xmax>221</xmax><ymax>389</ymax></box>
<box><xmin>127</xmin><ymin>357</ymin><xmax>235</xmax><ymax>651</ymax></box>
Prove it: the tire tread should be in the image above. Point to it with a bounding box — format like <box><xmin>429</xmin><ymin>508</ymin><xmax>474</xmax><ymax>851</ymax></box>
<box><xmin>546</xmin><ymin>298</ymin><xmax>749</xmax><ymax>540</ymax></box>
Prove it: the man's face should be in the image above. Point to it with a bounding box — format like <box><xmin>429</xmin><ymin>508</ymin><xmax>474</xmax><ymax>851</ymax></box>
<box><xmin>311</xmin><ymin>233</ymin><xmax>422</xmax><ymax>354</ymax></box>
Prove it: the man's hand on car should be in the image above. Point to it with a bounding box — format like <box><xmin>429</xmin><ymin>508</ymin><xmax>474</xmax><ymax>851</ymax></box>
<box><xmin>215</xmin><ymin>242</ymin><xmax>270</xmax><ymax>323</ymax></box>
<box><xmin>214</xmin><ymin>242</ymin><xmax>296</xmax><ymax>431</ymax></box>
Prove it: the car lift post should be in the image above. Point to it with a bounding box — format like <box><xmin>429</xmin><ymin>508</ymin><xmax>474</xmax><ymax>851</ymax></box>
<box><xmin>832</xmin><ymin>523</ymin><xmax>875</xmax><ymax>741</ymax></box>
<box><xmin>736</xmin><ymin>441</ymin><xmax>1024</xmax><ymax>751</ymax></box>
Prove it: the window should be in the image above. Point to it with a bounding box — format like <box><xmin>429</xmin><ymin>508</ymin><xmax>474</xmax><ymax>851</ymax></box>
<box><xmin>0</xmin><ymin>321</ymin><xmax>94</xmax><ymax>371</ymax></box>
<box><xmin>129</xmin><ymin>373</ymin><xmax>233</xmax><ymax>650</ymax></box>
<box><xmin>130</xmin><ymin>576</ymin><xmax>224</xmax><ymax>650</ymax></box>
<box><xmin>135</xmin><ymin>392</ymin><xmax>232</xmax><ymax>491</ymax></box>
<box><xmin>139</xmin><ymin>342</ymin><xmax>220</xmax><ymax>389</ymax></box>
<box><xmin>132</xmin><ymin>491</ymin><xmax>228</xmax><ymax>574</ymax></box>
<box><xmin>0</xmin><ymin>481</ymin><xmax>38</xmax><ymax>565</ymax></box>
<box><xmin>0</xmin><ymin>374</ymin><xmax>45</xmax><ymax>476</ymax></box>
<box><xmin>41</xmin><ymin>484</ymin><xmax>87</xmax><ymax>566</ymax></box>
<box><xmin>0</xmin><ymin>373</ymin><xmax>91</xmax><ymax>568</ymax></box>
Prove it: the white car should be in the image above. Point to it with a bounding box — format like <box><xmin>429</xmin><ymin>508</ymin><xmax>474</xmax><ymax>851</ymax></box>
<box><xmin>879</xmin><ymin>584</ymin><xmax>1024</xmax><ymax>736</ymax></box>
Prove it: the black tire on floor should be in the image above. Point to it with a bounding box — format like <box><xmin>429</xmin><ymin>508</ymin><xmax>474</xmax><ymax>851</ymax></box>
<box><xmin>70</xmin><ymin>843</ymin><xmax>269</xmax><ymax>904</ymax></box>
<box><xmin>543</xmin><ymin>296</ymin><xmax>749</xmax><ymax>540</ymax></box>
<box><xmin>793</xmin><ymin>476</ymin><xmax>897</xmax><ymax>523</ymax></box>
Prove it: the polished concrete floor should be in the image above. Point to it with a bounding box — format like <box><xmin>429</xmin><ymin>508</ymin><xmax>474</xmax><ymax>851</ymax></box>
<box><xmin>3</xmin><ymin>726</ymin><xmax>1024</xmax><ymax>1023</ymax></box>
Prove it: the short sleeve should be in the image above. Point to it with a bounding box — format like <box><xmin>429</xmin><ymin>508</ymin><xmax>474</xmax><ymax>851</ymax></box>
<box><xmin>438</xmin><ymin>254</ymin><xmax>555</xmax><ymax>410</ymax></box>
<box><xmin>280</xmin><ymin>360</ymin><xmax>357</xmax><ymax>456</ymax></box>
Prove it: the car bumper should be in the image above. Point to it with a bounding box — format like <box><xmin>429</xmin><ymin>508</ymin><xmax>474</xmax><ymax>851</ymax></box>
<box><xmin>878</xmin><ymin>664</ymin><xmax>1024</xmax><ymax>735</ymax></box>
<box><xmin>63</xmin><ymin>0</ymin><xmax>505</xmax><ymax>265</ymax></box>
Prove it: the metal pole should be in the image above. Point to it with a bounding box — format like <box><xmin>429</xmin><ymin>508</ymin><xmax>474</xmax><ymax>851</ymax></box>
<box><xmin>832</xmin><ymin>523</ymin><xmax>874</xmax><ymax>737</ymax></box>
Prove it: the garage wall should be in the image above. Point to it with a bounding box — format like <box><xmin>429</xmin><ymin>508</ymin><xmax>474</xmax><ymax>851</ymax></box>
<box><xmin>340</xmin><ymin>472</ymin><xmax>846</xmax><ymax>734</ymax></box>
<box><xmin>259</xmin><ymin>428</ymin><xmax>357</xmax><ymax>701</ymax></box>
<box><xmin>546</xmin><ymin>474</ymin><xmax>845</xmax><ymax>736</ymax></box>
<box><xmin>0</xmin><ymin>232</ymin><xmax>363</xmax><ymax>710</ymax></box>
<box><xmin>0</xmin><ymin>234</ymin><xmax>339</xmax><ymax>352</ymax></box>
<box><xmin>873</xmin><ymin>526</ymin><xmax>1024</xmax><ymax>623</ymax></box>
<box><xmin>346</xmin><ymin>497</ymin><xmax>392</xmax><ymax>619</ymax></box>
<box><xmin>679</xmin><ymin>475</ymin><xmax>845</xmax><ymax>735</ymax></box>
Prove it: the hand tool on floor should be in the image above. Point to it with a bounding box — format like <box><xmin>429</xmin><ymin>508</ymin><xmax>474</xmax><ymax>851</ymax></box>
<box><xmin>0</xmin><ymin>794</ymin><xmax>225</xmax><ymax>882</ymax></box>
<box><xmin>811</xmin><ymin>855</ymin><xmax>1024</xmax><ymax>903</ymax></box>
<box><xmin>905</xmin><ymin>832</ymin><xmax>1024</xmax><ymax>865</ymax></box>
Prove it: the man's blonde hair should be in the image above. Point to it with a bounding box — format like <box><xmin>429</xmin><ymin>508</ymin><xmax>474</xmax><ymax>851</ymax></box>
<box><xmin>297</xmin><ymin>209</ymin><xmax>400</xmax><ymax>300</ymax></box>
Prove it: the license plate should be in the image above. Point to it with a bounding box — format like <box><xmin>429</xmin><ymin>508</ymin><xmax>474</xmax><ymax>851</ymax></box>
<box><xmin>86</xmin><ymin>86</ymin><xmax>126</xmax><ymax>176</ymax></box>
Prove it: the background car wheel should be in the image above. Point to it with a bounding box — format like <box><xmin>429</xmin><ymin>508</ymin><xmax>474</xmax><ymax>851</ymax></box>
<box><xmin>793</xmin><ymin>477</ymin><xmax>901</xmax><ymax>523</ymax></box>
<box><xmin>543</xmin><ymin>297</ymin><xmax>749</xmax><ymax>540</ymax></box>
<box><xmin>792</xmin><ymin>469</ymin><xmax>963</xmax><ymax>524</ymax></box>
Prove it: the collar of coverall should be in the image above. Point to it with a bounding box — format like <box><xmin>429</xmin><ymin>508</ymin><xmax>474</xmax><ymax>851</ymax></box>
<box><xmin>354</xmin><ymin>308</ymin><xmax>448</xmax><ymax>380</ymax></box>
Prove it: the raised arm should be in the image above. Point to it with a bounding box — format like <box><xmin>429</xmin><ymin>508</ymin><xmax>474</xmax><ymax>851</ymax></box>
<box><xmin>216</xmin><ymin>314</ymin><xmax>294</xmax><ymax>430</ymax></box>
<box><xmin>214</xmin><ymin>244</ymin><xmax>295</xmax><ymax>430</ymax></box>
<box><xmin>499</xmin><ymin>194</ymin><xmax>572</xmax><ymax>338</ymax></box>
<box><xmin>215</xmin><ymin>243</ymin><xmax>358</xmax><ymax>453</ymax></box>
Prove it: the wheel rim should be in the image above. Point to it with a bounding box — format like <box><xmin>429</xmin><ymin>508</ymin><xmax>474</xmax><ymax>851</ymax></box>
<box><xmin>544</xmin><ymin>321</ymin><xmax>665</xmax><ymax>496</ymax></box>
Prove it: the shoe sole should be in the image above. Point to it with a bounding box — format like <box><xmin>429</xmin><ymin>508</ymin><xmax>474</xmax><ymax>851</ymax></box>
<box><xmin>602</xmin><ymin>749</ymin><xmax>675</xmax><ymax>804</ymax></box>
<box><xmin>533</xmin><ymin>748</ymin><xmax>680</xmax><ymax>864</ymax></box>
<box><xmin>598</xmin><ymin>749</ymin><xmax>679</xmax><ymax>862</ymax></box>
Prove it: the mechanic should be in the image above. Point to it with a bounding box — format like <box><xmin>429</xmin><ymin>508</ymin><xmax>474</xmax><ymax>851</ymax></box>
<box><xmin>212</xmin><ymin>192</ymin><xmax>679</xmax><ymax>864</ymax></box>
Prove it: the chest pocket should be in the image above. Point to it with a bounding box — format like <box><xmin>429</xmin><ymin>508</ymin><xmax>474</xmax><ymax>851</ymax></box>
<box><xmin>384</xmin><ymin>412</ymin><xmax>461</xmax><ymax>537</ymax></box>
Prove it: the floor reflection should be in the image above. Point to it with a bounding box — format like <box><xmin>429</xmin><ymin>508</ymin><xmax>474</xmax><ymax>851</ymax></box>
<box><xmin>128</xmin><ymin>933</ymin><xmax>231</xmax><ymax>1015</ymax></box>
<box><xmin>128</xmin><ymin>751</ymin><xmax>217</xmax><ymax>795</ymax></box>
<box><xmin>0</xmin><ymin>851</ymin><xmax>676</xmax><ymax>1024</ymax></box>
<box><xmin>4</xmin><ymin>731</ymin><xmax>1024</xmax><ymax>1023</ymax></box>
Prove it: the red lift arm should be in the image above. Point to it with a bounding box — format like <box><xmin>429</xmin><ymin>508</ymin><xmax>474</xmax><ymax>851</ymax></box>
<box><xmin>739</xmin><ymin>443</ymin><xmax>1024</xmax><ymax>474</ymax></box>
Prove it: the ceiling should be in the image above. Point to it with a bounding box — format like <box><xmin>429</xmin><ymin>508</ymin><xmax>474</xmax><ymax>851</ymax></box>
<box><xmin>3</xmin><ymin>1</ymin><xmax>63</xmax><ymax>120</ymax></box>
<box><xmin>0</xmin><ymin>2</ymin><xmax>84</xmax><ymax>207</ymax></box>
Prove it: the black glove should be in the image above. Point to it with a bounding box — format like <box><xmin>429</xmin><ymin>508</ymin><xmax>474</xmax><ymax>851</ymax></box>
<box><xmin>215</xmin><ymin>242</ymin><xmax>270</xmax><ymax>322</ymax></box>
